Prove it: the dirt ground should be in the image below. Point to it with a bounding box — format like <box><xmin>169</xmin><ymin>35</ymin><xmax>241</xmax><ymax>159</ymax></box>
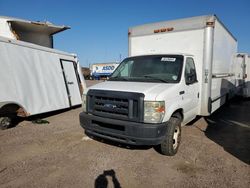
<box><xmin>0</xmin><ymin>80</ymin><xmax>249</xmax><ymax>188</ymax></box>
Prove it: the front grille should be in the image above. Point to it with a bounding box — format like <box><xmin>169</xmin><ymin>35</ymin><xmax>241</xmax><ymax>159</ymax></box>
<box><xmin>94</xmin><ymin>96</ymin><xmax>129</xmax><ymax>116</ymax></box>
<box><xmin>87</xmin><ymin>90</ymin><xmax>144</xmax><ymax>122</ymax></box>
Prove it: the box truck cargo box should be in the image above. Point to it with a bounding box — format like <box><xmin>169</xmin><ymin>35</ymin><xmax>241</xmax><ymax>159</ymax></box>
<box><xmin>79</xmin><ymin>15</ymin><xmax>238</xmax><ymax>156</ymax></box>
<box><xmin>245</xmin><ymin>55</ymin><xmax>250</xmax><ymax>97</ymax></box>
<box><xmin>236</xmin><ymin>53</ymin><xmax>248</xmax><ymax>96</ymax></box>
<box><xmin>0</xmin><ymin>16</ymin><xmax>86</xmax><ymax>129</ymax></box>
<box><xmin>237</xmin><ymin>53</ymin><xmax>250</xmax><ymax>97</ymax></box>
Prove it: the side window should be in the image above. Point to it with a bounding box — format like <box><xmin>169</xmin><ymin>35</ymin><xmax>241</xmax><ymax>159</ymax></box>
<box><xmin>112</xmin><ymin>60</ymin><xmax>133</xmax><ymax>77</ymax></box>
<box><xmin>120</xmin><ymin>61</ymin><xmax>133</xmax><ymax>77</ymax></box>
<box><xmin>185</xmin><ymin>58</ymin><xmax>197</xmax><ymax>85</ymax></box>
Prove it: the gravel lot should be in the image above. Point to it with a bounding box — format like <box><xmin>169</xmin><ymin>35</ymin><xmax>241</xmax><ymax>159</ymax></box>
<box><xmin>0</xmin><ymin>80</ymin><xmax>249</xmax><ymax>188</ymax></box>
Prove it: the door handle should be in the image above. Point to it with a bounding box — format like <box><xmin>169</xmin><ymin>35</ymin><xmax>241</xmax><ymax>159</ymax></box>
<box><xmin>67</xmin><ymin>81</ymin><xmax>74</xmax><ymax>85</ymax></box>
<box><xmin>179</xmin><ymin>91</ymin><xmax>185</xmax><ymax>95</ymax></box>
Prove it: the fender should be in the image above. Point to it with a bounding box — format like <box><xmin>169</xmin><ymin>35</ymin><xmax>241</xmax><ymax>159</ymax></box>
<box><xmin>163</xmin><ymin>102</ymin><xmax>183</xmax><ymax>123</ymax></box>
<box><xmin>0</xmin><ymin>101</ymin><xmax>29</xmax><ymax>117</ymax></box>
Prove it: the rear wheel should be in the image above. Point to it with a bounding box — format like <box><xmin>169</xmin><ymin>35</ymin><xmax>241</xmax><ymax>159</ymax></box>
<box><xmin>0</xmin><ymin>117</ymin><xmax>12</xmax><ymax>130</ymax></box>
<box><xmin>160</xmin><ymin>114</ymin><xmax>182</xmax><ymax>156</ymax></box>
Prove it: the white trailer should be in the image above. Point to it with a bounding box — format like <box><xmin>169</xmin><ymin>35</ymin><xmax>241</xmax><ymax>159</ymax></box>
<box><xmin>80</xmin><ymin>15</ymin><xmax>238</xmax><ymax>156</ymax></box>
<box><xmin>0</xmin><ymin>16</ymin><xmax>86</xmax><ymax>129</ymax></box>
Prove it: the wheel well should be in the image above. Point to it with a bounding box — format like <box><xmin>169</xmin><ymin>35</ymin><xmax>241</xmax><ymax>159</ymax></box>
<box><xmin>0</xmin><ymin>103</ymin><xmax>28</xmax><ymax>117</ymax></box>
<box><xmin>171</xmin><ymin>109</ymin><xmax>184</xmax><ymax>121</ymax></box>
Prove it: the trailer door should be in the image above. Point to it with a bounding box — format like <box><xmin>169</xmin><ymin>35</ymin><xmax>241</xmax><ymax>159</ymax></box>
<box><xmin>61</xmin><ymin>60</ymin><xmax>82</xmax><ymax>106</ymax></box>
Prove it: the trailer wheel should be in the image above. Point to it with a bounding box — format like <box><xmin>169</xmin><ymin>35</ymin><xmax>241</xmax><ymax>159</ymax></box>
<box><xmin>0</xmin><ymin>117</ymin><xmax>12</xmax><ymax>130</ymax></box>
<box><xmin>160</xmin><ymin>114</ymin><xmax>182</xmax><ymax>156</ymax></box>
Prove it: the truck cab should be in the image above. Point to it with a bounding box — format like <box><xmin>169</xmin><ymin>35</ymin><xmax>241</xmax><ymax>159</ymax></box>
<box><xmin>80</xmin><ymin>54</ymin><xmax>199</xmax><ymax>155</ymax></box>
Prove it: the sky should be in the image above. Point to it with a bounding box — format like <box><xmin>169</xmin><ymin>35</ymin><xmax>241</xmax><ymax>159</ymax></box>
<box><xmin>0</xmin><ymin>0</ymin><xmax>249</xmax><ymax>67</ymax></box>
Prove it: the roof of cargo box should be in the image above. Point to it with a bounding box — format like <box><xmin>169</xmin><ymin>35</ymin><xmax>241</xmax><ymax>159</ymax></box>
<box><xmin>129</xmin><ymin>15</ymin><xmax>236</xmax><ymax>41</ymax></box>
<box><xmin>0</xmin><ymin>16</ymin><xmax>70</xmax><ymax>36</ymax></box>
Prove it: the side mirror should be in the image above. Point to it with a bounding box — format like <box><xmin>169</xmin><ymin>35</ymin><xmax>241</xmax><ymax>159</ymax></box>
<box><xmin>186</xmin><ymin>72</ymin><xmax>197</xmax><ymax>85</ymax></box>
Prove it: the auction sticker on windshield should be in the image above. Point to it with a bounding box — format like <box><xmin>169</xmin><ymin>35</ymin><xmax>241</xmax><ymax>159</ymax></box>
<box><xmin>161</xmin><ymin>57</ymin><xmax>176</xmax><ymax>62</ymax></box>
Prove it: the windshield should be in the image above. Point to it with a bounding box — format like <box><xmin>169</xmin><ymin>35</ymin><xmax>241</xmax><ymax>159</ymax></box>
<box><xmin>110</xmin><ymin>55</ymin><xmax>183</xmax><ymax>83</ymax></box>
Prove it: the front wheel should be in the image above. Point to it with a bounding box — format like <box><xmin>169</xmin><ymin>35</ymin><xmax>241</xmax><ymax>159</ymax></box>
<box><xmin>160</xmin><ymin>115</ymin><xmax>182</xmax><ymax>156</ymax></box>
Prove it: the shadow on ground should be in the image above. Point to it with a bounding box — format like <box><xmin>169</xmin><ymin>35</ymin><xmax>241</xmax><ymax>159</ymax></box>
<box><xmin>204</xmin><ymin>97</ymin><xmax>250</xmax><ymax>164</ymax></box>
<box><xmin>95</xmin><ymin>169</ymin><xmax>121</xmax><ymax>188</ymax></box>
<box><xmin>4</xmin><ymin>105</ymin><xmax>81</xmax><ymax>129</ymax></box>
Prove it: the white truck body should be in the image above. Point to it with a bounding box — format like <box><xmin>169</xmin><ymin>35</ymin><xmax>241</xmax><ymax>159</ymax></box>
<box><xmin>234</xmin><ymin>54</ymin><xmax>245</xmax><ymax>94</ymax></box>
<box><xmin>80</xmin><ymin>15</ymin><xmax>238</xmax><ymax>155</ymax></box>
<box><xmin>0</xmin><ymin>16</ymin><xmax>85</xmax><ymax>118</ymax></box>
<box><xmin>237</xmin><ymin>53</ymin><xmax>250</xmax><ymax>97</ymax></box>
<box><xmin>245</xmin><ymin>55</ymin><xmax>250</xmax><ymax>97</ymax></box>
<box><xmin>128</xmin><ymin>15</ymin><xmax>237</xmax><ymax>116</ymax></box>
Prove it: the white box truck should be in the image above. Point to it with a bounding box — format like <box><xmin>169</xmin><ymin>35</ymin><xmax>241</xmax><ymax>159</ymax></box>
<box><xmin>237</xmin><ymin>53</ymin><xmax>250</xmax><ymax>97</ymax></box>
<box><xmin>80</xmin><ymin>15</ymin><xmax>237</xmax><ymax>155</ymax></box>
<box><xmin>244</xmin><ymin>55</ymin><xmax>250</xmax><ymax>97</ymax></box>
<box><xmin>0</xmin><ymin>16</ymin><xmax>86</xmax><ymax>129</ymax></box>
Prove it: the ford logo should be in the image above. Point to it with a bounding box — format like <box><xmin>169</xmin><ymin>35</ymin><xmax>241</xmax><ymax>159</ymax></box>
<box><xmin>104</xmin><ymin>104</ymin><xmax>117</xmax><ymax>109</ymax></box>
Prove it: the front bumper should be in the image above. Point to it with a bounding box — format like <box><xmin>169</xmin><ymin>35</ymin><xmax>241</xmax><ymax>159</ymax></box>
<box><xmin>79</xmin><ymin>112</ymin><xmax>167</xmax><ymax>145</ymax></box>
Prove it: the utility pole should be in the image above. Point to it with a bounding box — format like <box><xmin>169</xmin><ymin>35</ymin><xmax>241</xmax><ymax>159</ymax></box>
<box><xmin>119</xmin><ymin>54</ymin><xmax>122</xmax><ymax>62</ymax></box>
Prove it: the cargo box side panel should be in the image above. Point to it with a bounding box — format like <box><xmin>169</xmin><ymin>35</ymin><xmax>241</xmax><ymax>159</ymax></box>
<box><xmin>2</xmin><ymin>41</ymin><xmax>70</xmax><ymax>115</ymax></box>
<box><xmin>211</xmin><ymin>20</ymin><xmax>237</xmax><ymax>112</ymax></box>
<box><xmin>243</xmin><ymin>55</ymin><xmax>250</xmax><ymax>97</ymax></box>
<box><xmin>129</xmin><ymin>29</ymin><xmax>205</xmax><ymax>114</ymax></box>
<box><xmin>34</xmin><ymin>52</ymin><xmax>72</xmax><ymax>113</ymax></box>
<box><xmin>0</xmin><ymin>42</ymin><xmax>18</xmax><ymax>109</ymax></box>
<box><xmin>235</xmin><ymin>55</ymin><xmax>245</xmax><ymax>89</ymax></box>
<box><xmin>246</xmin><ymin>55</ymin><xmax>250</xmax><ymax>83</ymax></box>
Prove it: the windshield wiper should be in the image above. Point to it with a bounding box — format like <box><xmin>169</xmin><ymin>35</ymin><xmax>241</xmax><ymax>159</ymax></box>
<box><xmin>109</xmin><ymin>76</ymin><xmax>129</xmax><ymax>81</ymax></box>
<box><xmin>143</xmin><ymin>75</ymin><xmax>169</xmax><ymax>83</ymax></box>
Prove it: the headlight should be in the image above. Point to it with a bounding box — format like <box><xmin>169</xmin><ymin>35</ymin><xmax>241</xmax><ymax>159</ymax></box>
<box><xmin>82</xmin><ymin>94</ymin><xmax>87</xmax><ymax>112</ymax></box>
<box><xmin>144</xmin><ymin>101</ymin><xmax>165</xmax><ymax>123</ymax></box>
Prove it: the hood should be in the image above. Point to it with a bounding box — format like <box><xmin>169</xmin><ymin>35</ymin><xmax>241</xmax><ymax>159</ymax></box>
<box><xmin>86</xmin><ymin>81</ymin><xmax>176</xmax><ymax>100</ymax></box>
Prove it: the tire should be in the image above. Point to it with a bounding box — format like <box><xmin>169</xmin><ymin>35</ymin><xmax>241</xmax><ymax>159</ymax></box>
<box><xmin>0</xmin><ymin>117</ymin><xmax>12</xmax><ymax>130</ymax></box>
<box><xmin>160</xmin><ymin>114</ymin><xmax>182</xmax><ymax>156</ymax></box>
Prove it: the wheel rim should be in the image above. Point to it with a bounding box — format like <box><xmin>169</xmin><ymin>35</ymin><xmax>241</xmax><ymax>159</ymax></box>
<box><xmin>0</xmin><ymin>117</ymin><xmax>11</xmax><ymax>128</ymax></box>
<box><xmin>173</xmin><ymin>125</ymin><xmax>180</xmax><ymax>150</ymax></box>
